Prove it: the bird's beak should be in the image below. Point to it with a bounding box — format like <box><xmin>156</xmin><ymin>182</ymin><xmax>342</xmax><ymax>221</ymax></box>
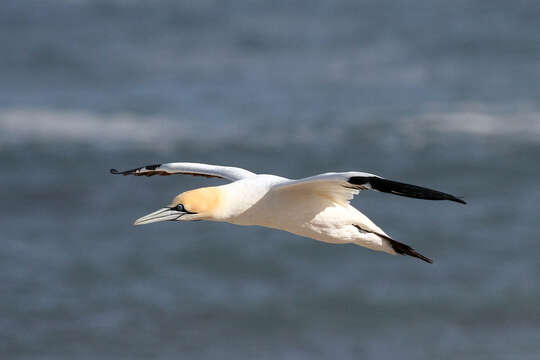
<box><xmin>133</xmin><ymin>207</ymin><xmax>184</xmax><ymax>226</ymax></box>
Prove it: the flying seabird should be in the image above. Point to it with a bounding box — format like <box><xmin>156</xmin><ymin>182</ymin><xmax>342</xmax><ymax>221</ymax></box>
<box><xmin>111</xmin><ymin>162</ymin><xmax>465</xmax><ymax>263</ymax></box>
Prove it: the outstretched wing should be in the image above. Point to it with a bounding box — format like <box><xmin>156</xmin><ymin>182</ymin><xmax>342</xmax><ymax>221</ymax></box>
<box><xmin>110</xmin><ymin>162</ymin><xmax>256</xmax><ymax>182</ymax></box>
<box><xmin>272</xmin><ymin>172</ymin><xmax>466</xmax><ymax>205</ymax></box>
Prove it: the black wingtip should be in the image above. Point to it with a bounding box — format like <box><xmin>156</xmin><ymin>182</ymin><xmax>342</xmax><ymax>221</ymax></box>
<box><xmin>110</xmin><ymin>168</ymin><xmax>131</xmax><ymax>175</ymax></box>
<box><xmin>388</xmin><ymin>238</ymin><xmax>433</xmax><ymax>264</ymax></box>
<box><xmin>442</xmin><ymin>192</ymin><xmax>467</xmax><ymax>205</ymax></box>
<box><xmin>445</xmin><ymin>194</ymin><xmax>466</xmax><ymax>204</ymax></box>
<box><xmin>350</xmin><ymin>176</ymin><xmax>466</xmax><ymax>205</ymax></box>
<box><xmin>414</xmin><ymin>253</ymin><xmax>434</xmax><ymax>264</ymax></box>
<box><xmin>109</xmin><ymin>164</ymin><xmax>163</xmax><ymax>176</ymax></box>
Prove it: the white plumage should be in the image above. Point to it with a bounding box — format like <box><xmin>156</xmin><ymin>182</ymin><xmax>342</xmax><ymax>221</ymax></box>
<box><xmin>111</xmin><ymin>162</ymin><xmax>466</xmax><ymax>263</ymax></box>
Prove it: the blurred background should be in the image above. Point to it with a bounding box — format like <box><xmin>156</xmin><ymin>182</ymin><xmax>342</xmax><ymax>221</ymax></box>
<box><xmin>1</xmin><ymin>0</ymin><xmax>539</xmax><ymax>359</ymax></box>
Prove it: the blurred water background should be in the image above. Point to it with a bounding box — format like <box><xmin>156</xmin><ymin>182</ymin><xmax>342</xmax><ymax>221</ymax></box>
<box><xmin>1</xmin><ymin>1</ymin><xmax>539</xmax><ymax>359</ymax></box>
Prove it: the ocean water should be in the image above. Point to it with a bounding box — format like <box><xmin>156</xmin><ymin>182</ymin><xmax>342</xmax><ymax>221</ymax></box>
<box><xmin>1</xmin><ymin>1</ymin><xmax>539</xmax><ymax>359</ymax></box>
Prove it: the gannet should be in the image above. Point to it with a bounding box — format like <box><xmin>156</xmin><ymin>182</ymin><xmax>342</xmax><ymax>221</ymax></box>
<box><xmin>111</xmin><ymin>162</ymin><xmax>465</xmax><ymax>263</ymax></box>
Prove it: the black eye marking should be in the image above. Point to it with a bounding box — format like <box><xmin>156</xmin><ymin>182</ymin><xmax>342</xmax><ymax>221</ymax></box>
<box><xmin>171</xmin><ymin>204</ymin><xmax>196</xmax><ymax>214</ymax></box>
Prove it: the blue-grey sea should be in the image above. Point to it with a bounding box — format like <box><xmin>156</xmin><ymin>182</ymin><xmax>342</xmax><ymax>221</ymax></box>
<box><xmin>1</xmin><ymin>1</ymin><xmax>539</xmax><ymax>359</ymax></box>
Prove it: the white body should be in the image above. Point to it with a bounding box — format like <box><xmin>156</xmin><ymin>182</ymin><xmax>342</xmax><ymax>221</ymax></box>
<box><xmin>116</xmin><ymin>161</ymin><xmax>464</xmax><ymax>263</ymax></box>
<box><xmin>213</xmin><ymin>175</ymin><xmax>393</xmax><ymax>254</ymax></box>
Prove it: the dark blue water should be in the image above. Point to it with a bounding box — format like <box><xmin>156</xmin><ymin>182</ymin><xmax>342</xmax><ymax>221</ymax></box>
<box><xmin>1</xmin><ymin>1</ymin><xmax>540</xmax><ymax>359</ymax></box>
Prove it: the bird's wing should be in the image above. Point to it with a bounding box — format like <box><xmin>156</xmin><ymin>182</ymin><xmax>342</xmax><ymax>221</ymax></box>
<box><xmin>110</xmin><ymin>162</ymin><xmax>256</xmax><ymax>181</ymax></box>
<box><xmin>272</xmin><ymin>172</ymin><xmax>466</xmax><ymax>205</ymax></box>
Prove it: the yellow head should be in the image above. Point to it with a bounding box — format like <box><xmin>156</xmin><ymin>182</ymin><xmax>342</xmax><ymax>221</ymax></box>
<box><xmin>133</xmin><ymin>186</ymin><xmax>224</xmax><ymax>225</ymax></box>
<box><xmin>169</xmin><ymin>186</ymin><xmax>223</xmax><ymax>216</ymax></box>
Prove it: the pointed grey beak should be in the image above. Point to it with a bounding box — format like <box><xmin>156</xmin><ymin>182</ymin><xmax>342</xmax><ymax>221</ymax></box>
<box><xmin>133</xmin><ymin>207</ymin><xmax>184</xmax><ymax>226</ymax></box>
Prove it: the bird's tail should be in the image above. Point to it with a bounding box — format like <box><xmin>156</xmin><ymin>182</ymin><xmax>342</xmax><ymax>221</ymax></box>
<box><xmin>387</xmin><ymin>238</ymin><xmax>433</xmax><ymax>264</ymax></box>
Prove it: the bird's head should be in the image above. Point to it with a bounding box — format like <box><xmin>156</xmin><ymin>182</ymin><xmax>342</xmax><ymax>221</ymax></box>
<box><xmin>133</xmin><ymin>186</ymin><xmax>224</xmax><ymax>225</ymax></box>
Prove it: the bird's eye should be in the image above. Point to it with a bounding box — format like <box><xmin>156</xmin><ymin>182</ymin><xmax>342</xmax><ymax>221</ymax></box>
<box><xmin>175</xmin><ymin>204</ymin><xmax>185</xmax><ymax>212</ymax></box>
